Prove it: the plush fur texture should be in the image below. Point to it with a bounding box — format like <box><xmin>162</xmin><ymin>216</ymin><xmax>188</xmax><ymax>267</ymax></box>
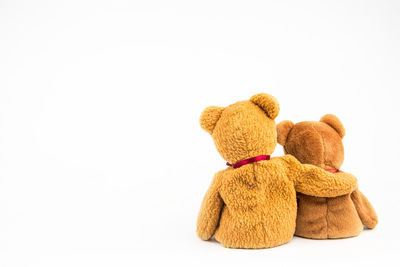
<box><xmin>197</xmin><ymin>95</ymin><xmax>358</xmax><ymax>248</ymax></box>
<box><xmin>277</xmin><ymin>114</ymin><xmax>378</xmax><ymax>239</ymax></box>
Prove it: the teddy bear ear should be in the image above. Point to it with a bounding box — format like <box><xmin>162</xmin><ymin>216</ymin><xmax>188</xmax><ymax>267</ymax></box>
<box><xmin>320</xmin><ymin>114</ymin><xmax>345</xmax><ymax>138</ymax></box>
<box><xmin>276</xmin><ymin>120</ymin><xmax>295</xmax><ymax>146</ymax></box>
<box><xmin>200</xmin><ymin>106</ymin><xmax>225</xmax><ymax>134</ymax></box>
<box><xmin>250</xmin><ymin>93</ymin><xmax>280</xmax><ymax>120</ymax></box>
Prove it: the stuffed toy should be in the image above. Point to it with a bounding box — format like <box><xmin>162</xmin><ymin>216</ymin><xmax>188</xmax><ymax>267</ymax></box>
<box><xmin>196</xmin><ymin>94</ymin><xmax>358</xmax><ymax>249</ymax></box>
<box><xmin>276</xmin><ymin>114</ymin><xmax>378</xmax><ymax>239</ymax></box>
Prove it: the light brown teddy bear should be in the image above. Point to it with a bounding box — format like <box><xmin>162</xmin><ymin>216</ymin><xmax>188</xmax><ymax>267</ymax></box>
<box><xmin>196</xmin><ymin>94</ymin><xmax>358</xmax><ymax>249</ymax></box>
<box><xmin>277</xmin><ymin>114</ymin><xmax>378</xmax><ymax>239</ymax></box>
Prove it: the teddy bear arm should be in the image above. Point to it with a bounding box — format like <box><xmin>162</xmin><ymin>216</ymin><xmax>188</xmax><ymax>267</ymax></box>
<box><xmin>196</xmin><ymin>173</ymin><xmax>224</xmax><ymax>241</ymax></box>
<box><xmin>295</xmin><ymin>166</ymin><xmax>358</xmax><ymax>197</ymax></box>
<box><xmin>351</xmin><ymin>189</ymin><xmax>378</xmax><ymax>229</ymax></box>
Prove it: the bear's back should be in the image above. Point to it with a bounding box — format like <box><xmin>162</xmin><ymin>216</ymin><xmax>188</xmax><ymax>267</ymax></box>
<box><xmin>295</xmin><ymin>191</ymin><xmax>363</xmax><ymax>239</ymax></box>
<box><xmin>214</xmin><ymin>157</ymin><xmax>298</xmax><ymax>248</ymax></box>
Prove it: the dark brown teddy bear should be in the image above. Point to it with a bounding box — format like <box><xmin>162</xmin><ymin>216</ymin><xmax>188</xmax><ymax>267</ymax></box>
<box><xmin>277</xmin><ymin>114</ymin><xmax>378</xmax><ymax>239</ymax></box>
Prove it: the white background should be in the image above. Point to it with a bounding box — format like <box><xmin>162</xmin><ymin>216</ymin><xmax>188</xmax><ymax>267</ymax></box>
<box><xmin>1</xmin><ymin>0</ymin><xmax>399</xmax><ymax>266</ymax></box>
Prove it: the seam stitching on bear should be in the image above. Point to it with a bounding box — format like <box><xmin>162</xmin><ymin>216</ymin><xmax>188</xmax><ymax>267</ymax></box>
<box><xmin>311</xmin><ymin>124</ymin><xmax>326</xmax><ymax>168</ymax></box>
<box><xmin>325</xmin><ymin>198</ymin><xmax>329</xmax><ymax>238</ymax></box>
<box><xmin>310</xmin><ymin>124</ymin><xmax>329</xmax><ymax>237</ymax></box>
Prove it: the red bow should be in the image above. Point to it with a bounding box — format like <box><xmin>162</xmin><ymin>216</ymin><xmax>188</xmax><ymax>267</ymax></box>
<box><xmin>226</xmin><ymin>155</ymin><xmax>271</xmax><ymax>169</ymax></box>
<box><xmin>325</xmin><ymin>168</ymin><xmax>340</xmax><ymax>173</ymax></box>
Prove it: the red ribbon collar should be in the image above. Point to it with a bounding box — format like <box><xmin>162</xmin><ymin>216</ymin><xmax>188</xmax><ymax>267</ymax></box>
<box><xmin>226</xmin><ymin>155</ymin><xmax>270</xmax><ymax>169</ymax></box>
<box><xmin>325</xmin><ymin>168</ymin><xmax>340</xmax><ymax>173</ymax></box>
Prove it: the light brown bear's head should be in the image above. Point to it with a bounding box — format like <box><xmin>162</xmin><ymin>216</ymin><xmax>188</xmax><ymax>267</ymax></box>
<box><xmin>200</xmin><ymin>93</ymin><xmax>280</xmax><ymax>164</ymax></box>
<box><xmin>276</xmin><ymin>114</ymin><xmax>345</xmax><ymax>170</ymax></box>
